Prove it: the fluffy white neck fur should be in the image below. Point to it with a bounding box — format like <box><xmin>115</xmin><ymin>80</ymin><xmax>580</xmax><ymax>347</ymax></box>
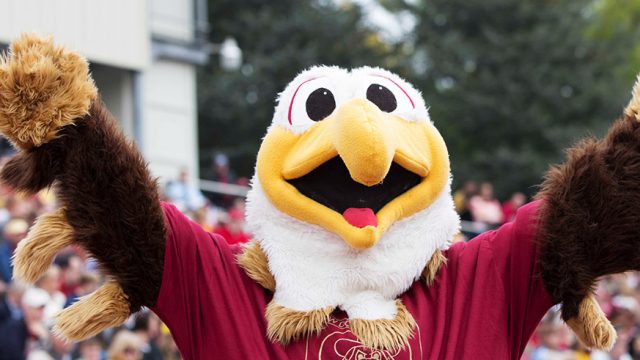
<box><xmin>245</xmin><ymin>177</ymin><xmax>460</xmax><ymax>320</ymax></box>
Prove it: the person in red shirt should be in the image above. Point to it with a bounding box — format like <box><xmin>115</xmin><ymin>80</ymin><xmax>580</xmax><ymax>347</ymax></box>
<box><xmin>502</xmin><ymin>192</ymin><xmax>527</xmax><ymax>224</ymax></box>
<box><xmin>3</xmin><ymin>34</ymin><xmax>640</xmax><ymax>359</ymax></box>
<box><xmin>214</xmin><ymin>207</ymin><xmax>250</xmax><ymax>245</ymax></box>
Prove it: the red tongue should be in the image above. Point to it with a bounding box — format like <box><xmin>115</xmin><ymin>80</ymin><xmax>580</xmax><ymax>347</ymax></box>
<box><xmin>342</xmin><ymin>208</ymin><xmax>378</xmax><ymax>228</ymax></box>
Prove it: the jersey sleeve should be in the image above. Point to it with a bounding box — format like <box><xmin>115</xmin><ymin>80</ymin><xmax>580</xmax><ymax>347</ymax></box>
<box><xmin>151</xmin><ymin>202</ymin><xmax>269</xmax><ymax>358</ymax></box>
<box><xmin>483</xmin><ymin>200</ymin><xmax>554</xmax><ymax>353</ymax></box>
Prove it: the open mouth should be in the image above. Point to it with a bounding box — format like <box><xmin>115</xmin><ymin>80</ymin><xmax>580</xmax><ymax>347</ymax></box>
<box><xmin>287</xmin><ymin>157</ymin><xmax>422</xmax><ymax>227</ymax></box>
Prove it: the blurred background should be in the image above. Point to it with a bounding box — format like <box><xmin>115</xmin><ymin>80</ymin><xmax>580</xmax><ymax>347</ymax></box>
<box><xmin>1</xmin><ymin>0</ymin><xmax>640</xmax><ymax>359</ymax></box>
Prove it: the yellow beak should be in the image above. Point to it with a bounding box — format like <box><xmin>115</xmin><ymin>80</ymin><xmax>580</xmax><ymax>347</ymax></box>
<box><xmin>257</xmin><ymin>98</ymin><xmax>449</xmax><ymax>249</ymax></box>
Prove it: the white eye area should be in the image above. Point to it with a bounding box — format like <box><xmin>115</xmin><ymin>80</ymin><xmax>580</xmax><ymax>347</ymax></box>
<box><xmin>288</xmin><ymin>78</ymin><xmax>337</xmax><ymax>127</ymax></box>
<box><xmin>365</xmin><ymin>74</ymin><xmax>416</xmax><ymax>120</ymax></box>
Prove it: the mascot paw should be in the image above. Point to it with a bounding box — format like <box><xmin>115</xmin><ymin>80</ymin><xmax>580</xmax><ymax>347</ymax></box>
<box><xmin>0</xmin><ymin>33</ymin><xmax>96</xmax><ymax>149</ymax></box>
<box><xmin>566</xmin><ymin>294</ymin><xmax>616</xmax><ymax>350</ymax></box>
<box><xmin>54</xmin><ymin>281</ymin><xmax>130</xmax><ymax>341</ymax></box>
<box><xmin>265</xmin><ymin>301</ymin><xmax>333</xmax><ymax>344</ymax></box>
<box><xmin>12</xmin><ymin>208</ymin><xmax>74</xmax><ymax>283</ymax></box>
<box><xmin>349</xmin><ymin>300</ymin><xmax>416</xmax><ymax>350</ymax></box>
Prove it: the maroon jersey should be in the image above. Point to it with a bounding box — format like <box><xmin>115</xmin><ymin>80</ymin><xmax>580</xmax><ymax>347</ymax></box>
<box><xmin>153</xmin><ymin>201</ymin><xmax>552</xmax><ymax>359</ymax></box>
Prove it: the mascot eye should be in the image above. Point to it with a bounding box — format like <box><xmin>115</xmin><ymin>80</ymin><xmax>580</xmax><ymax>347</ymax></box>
<box><xmin>306</xmin><ymin>88</ymin><xmax>336</xmax><ymax>121</ymax></box>
<box><xmin>366</xmin><ymin>84</ymin><xmax>397</xmax><ymax>112</ymax></box>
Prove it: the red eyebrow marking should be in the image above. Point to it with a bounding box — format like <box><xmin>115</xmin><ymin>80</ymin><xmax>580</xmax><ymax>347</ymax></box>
<box><xmin>288</xmin><ymin>77</ymin><xmax>319</xmax><ymax>125</ymax></box>
<box><xmin>371</xmin><ymin>74</ymin><xmax>415</xmax><ymax>109</ymax></box>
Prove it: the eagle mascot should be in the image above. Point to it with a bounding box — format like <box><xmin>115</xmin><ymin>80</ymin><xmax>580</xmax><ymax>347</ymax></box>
<box><xmin>2</xmin><ymin>34</ymin><xmax>640</xmax><ymax>359</ymax></box>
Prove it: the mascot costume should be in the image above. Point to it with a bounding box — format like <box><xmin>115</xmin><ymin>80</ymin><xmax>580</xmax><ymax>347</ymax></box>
<box><xmin>2</xmin><ymin>34</ymin><xmax>640</xmax><ymax>359</ymax></box>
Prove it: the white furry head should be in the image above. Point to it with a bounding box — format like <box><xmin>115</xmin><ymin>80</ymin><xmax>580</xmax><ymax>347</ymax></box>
<box><xmin>246</xmin><ymin>65</ymin><xmax>459</xmax><ymax>320</ymax></box>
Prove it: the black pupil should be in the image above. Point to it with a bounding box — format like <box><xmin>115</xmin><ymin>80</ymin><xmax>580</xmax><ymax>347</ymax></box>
<box><xmin>306</xmin><ymin>88</ymin><xmax>336</xmax><ymax>121</ymax></box>
<box><xmin>366</xmin><ymin>84</ymin><xmax>397</xmax><ymax>112</ymax></box>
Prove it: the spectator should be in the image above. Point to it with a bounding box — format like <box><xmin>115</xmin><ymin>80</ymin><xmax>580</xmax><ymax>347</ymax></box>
<box><xmin>190</xmin><ymin>206</ymin><xmax>214</xmax><ymax>232</ymax></box>
<box><xmin>453</xmin><ymin>180</ymin><xmax>477</xmax><ymax>221</ymax></box>
<box><xmin>132</xmin><ymin>312</ymin><xmax>163</xmax><ymax>360</ymax></box>
<box><xmin>48</xmin><ymin>334</ymin><xmax>74</xmax><ymax>360</ymax></box>
<box><xmin>55</xmin><ymin>253</ymin><xmax>83</xmax><ymax>299</ymax></box>
<box><xmin>205</xmin><ymin>153</ymin><xmax>237</xmax><ymax>208</ymax></box>
<box><xmin>156</xmin><ymin>325</ymin><xmax>179</xmax><ymax>360</ymax></box>
<box><xmin>34</xmin><ymin>266</ymin><xmax>66</xmax><ymax>324</ymax></box>
<box><xmin>629</xmin><ymin>335</ymin><xmax>640</xmax><ymax>360</ymax></box>
<box><xmin>64</xmin><ymin>272</ymin><xmax>100</xmax><ymax>308</ymax></box>
<box><xmin>530</xmin><ymin>316</ymin><xmax>575</xmax><ymax>360</ymax></box>
<box><xmin>502</xmin><ymin>192</ymin><xmax>527</xmax><ymax>224</ymax></box>
<box><xmin>27</xmin><ymin>350</ymin><xmax>54</xmax><ymax>360</ymax></box>
<box><xmin>0</xmin><ymin>218</ymin><xmax>29</xmax><ymax>283</ymax></box>
<box><xmin>22</xmin><ymin>287</ymin><xmax>51</xmax><ymax>355</ymax></box>
<box><xmin>0</xmin><ymin>281</ymin><xmax>29</xmax><ymax>360</ymax></box>
<box><xmin>76</xmin><ymin>337</ymin><xmax>104</xmax><ymax>360</ymax></box>
<box><xmin>165</xmin><ymin>167</ymin><xmax>206</xmax><ymax>213</ymax></box>
<box><xmin>107</xmin><ymin>330</ymin><xmax>142</xmax><ymax>360</ymax></box>
<box><xmin>214</xmin><ymin>207</ymin><xmax>250</xmax><ymax>245</ymax></box>
<box><xmin>468</xmin><ymin>182</ymin><xmax>503</xmax><ymax>228</ymax></box>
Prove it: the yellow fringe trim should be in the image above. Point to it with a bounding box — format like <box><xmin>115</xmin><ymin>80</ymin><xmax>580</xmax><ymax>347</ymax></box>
<box><xmin>54</xmin><ymin>281</ymin><xmax>130</xmax><ymax>341</ymax></box>
<box><xmin>13</xmin><ymin>208</ymin><xmax>74</xmax><ymax>283</ymax></box>
<box><xmin>566</xmin><ymin>293</ymin><xmax>616</xmax><ymax>350</ymax></box>
<box><xmin>349</xmin><ymin>300</ymin><xmax>416</xmax><ymax>350</ymax></box>
<box><xmin>236</xmin><ymin>240</ymin><xmax>275</xmax><ymax>291</ymax></box>
<box><xmin>421</xmin><ymin>249</ymin><xmax>447</xmax><ymax>286</ymax></box>
<box><xmin>265</xmin><ymin>301</ymin><xmax>333</xmax><ymax>345</ymax></box>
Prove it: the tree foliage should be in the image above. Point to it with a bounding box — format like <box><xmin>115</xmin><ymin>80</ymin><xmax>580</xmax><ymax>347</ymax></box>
<box><xmin>387</xmin><ymin>0</ymin><xmax>633</xmax><ymax>197</ymax></box>
<box><xmin>199</xmin><ymin>0</ymin><xmax>636</xmax><ymax>199</ymax></box>
<box><xmin>199</xmin><ymin>0</ymin><xmax>401</xmax><ymax>178</ymax></box>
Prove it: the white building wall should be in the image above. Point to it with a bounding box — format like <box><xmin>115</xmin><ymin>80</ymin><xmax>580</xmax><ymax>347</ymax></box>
<box><xmin>140</xmin><ymin>60</ymin><xmax>199</xmax><ymax>181</ymax></box>
<box><xmin>150</xmin><ymin>0</ymin><xmax>194</xmax><ymax>42</ymax></box>
<box><xmin>0</xmin><ymin>0</ymin><xmax>150</xmax><ymax>70</ymax></box>
<box><xmin>0</xmin><ymin>0</ymin><xmax>205</xmax><ymax>184</ymax></box>
<box><xmin>92</xmin><ymin>65</ymin><xmax>135</xmax><ymax>138</ymax></box>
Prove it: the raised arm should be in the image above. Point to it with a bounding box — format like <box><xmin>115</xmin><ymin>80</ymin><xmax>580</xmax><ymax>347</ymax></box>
<box><xmin>537</xmin><ymin>77</ymin><xmax>640</xmax><ymax>347</ymax></box>
<box><xmin>0</xmin><ymin>34</ymin><xmax>165</xmax><ymax>340</ymax></box>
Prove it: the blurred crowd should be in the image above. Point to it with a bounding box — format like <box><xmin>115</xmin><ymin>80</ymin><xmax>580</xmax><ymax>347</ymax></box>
<box><xmin>0</xmin><ymin>153</ymin><xmax>250</xmax><ymax>360</ymax></box>
<box><xmin>454</xmin><ymin>180</ymin><xmax>640</xmax><ymax>359</ymax></box>
<box><xmin>522</xmin><ymin>274</ymin><xmax>640</xmax><ymax>360</ymax></box>
<box><xmin>453</xmin><ymin>180</ymin><xmax>527</xmax><ymax>240</ymax></box>
<box><xmin>0</xmin><ymin>191</ymin><xmax>182</xmax><ymax>360</ymax></box>
<box><xmin>162</xmin><ymin>153</ymin><xmax>251</xmax><ymax>245</ymax></box>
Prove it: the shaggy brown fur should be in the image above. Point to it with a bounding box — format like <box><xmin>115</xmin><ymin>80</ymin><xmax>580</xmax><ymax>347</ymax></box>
<box><xmin>0</xmin><ymin>34</ymin><xmax>96</xmax><ymax>149</ymax></box>
<box><xmin>13</xmin><ymin>208</ymin><xmax>74</xmax><ymax>283</ymax></box>
<box><xmin>566</xmin><ymin>294</ymin><xmax>616</xmax><ymax>350</ymax></box>
<box><xmin>537</xmin><ymin>114</ymin><xmax>640</xmax><ymax>321</ymax></box>
<box><xmin>1</xmin><ymin>144</ymin><xmax>65</xmax><ymax>194</ymax></box>
<box><xmin>237</xmin><ymin>240</ymin><xmax>275</xmax><ymax>291</ymax></box>
<box><xmin>54</xmin><ymin>281</ymin><xmax>130</xmax><ymax>341</ymax></box>
<box><xmin>265</xmin><ymin>302</ymin><xmax>333</xmax><ymax>345</ymax></box>
<box><xmin>421</xmin><ymin>249</ymin><xmax>446</xmax><ymax>286</ymax></box>
<box><xmin>350</xmin><ymin>300</ymin><xmax>416</xmax><ymax>350</ymax></box>
<box><xmin>46</xmin><ymin>100</ymin><xmax>165</xmax><ymax>311</ymax></box>
<box><xmin>0</xmin><ymin>35</ymin><xmax>166</xmax><ymax>340</ymax></box>
<box><xmin>4</xmin><ymin>99</ymin><xmax>165</xmax><ymax>335</ymax></box>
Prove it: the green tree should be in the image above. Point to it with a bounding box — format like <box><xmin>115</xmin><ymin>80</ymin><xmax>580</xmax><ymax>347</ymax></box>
<box><xmin>199</xmin><ymin>0</ymin><xmax>403</xmax><ymax>179</ymax></box>
<box><xmin>384</xmin><ymin>0</ymin><xmax>632</xmax><ymax>198</ymax></box>
<box><xmin>587</xmin><ymin>0</ymin><xmax>640</xmax><ymax>80</ymax></box>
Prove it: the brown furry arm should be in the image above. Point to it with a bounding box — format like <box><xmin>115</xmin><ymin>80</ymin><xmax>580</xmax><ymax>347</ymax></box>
<box><xmin>43</xmin><ymin>101</ymin><xmax>166</xmax><ymax>311</ymax></box>
<box><xmin>537</xmin><ymin>86</ymin><xmax>640</xmax><ymax>322</ymax></box>
<box><xmin>0</xmin><ymin>34</ymin><xmax>166</xmax><ymax>339</ymax></box>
